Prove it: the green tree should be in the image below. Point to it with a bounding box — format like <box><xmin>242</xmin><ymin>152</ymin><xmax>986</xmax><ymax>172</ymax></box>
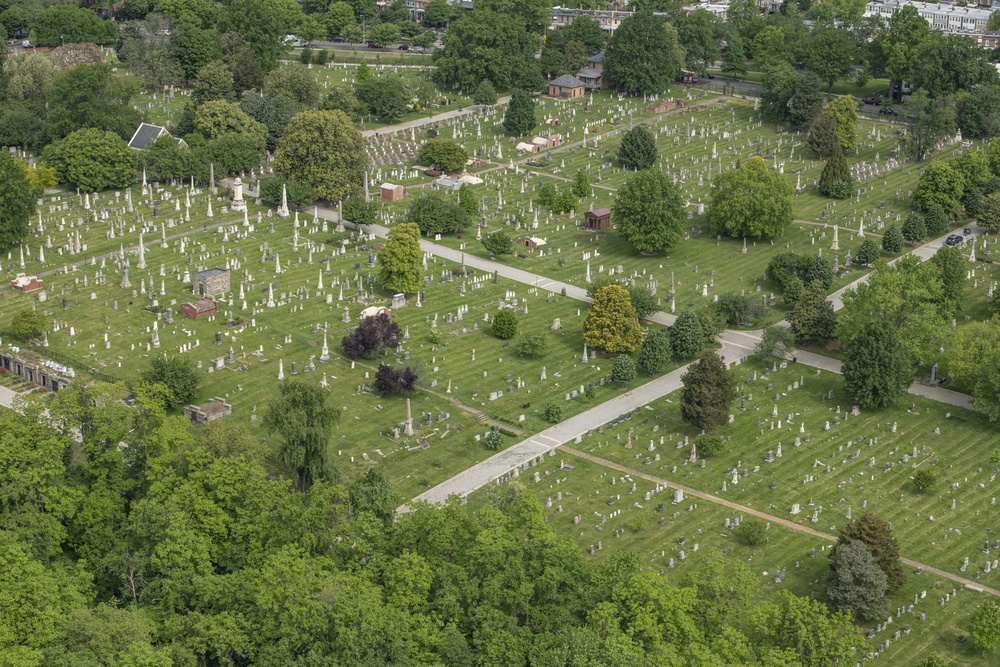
<box><xmin>826</xmin><ymin>540</ymin><xmax>889</xmax><ymax>621</ymax></box>
<box><xmin>378</xmin><ymin>222</ymin><xmax>422</xmax><ymax>295</ymax></box>
<box><xmin>637</xmin><ymin>328</ymin><xmax>671</xmax><ymax>374</ymax></box>
<box><xmin>368</xmin><ymin>21</ymin><xmax>400</xmax><ymax>46</ymax></box>
<box><xmin>680</xmin><ymin>351</ymin><xmax>737</xmax><ymax>430</ymax></box>
<box><xmin>605</xmin><ymin>11</ymin><xmax>683</xmax><ymax>94</ymax></box>
<box><xmin>240</xmin><ymin>91</ymin><xmax>299</xmax><ymax>151</ymax></box>
<box><xmin>721</xmin><ymin>32</ymin><xmax>747</xmax><ymax>77</ymax></box>
<box><xmin>914</xmin><ymin>159</ymin><xmax>964</xmax><ymax>213</ymax></box>
<box><xmin>903</xmin><ymin>89</ymin><xmax>957</xmax><ymax>163</ymax></box>
<box><xmin>901</xmin><ymin>211</ymin><xmax>927</xmax><ymax>244</ymax></box>
<box><xmin>761</xmin><ymin>62</ymin><xmax>799</xmax><ymax>125</ymax></box>
<box><xmin>0</xmin><ymin>153</ymin><xmax>35</xmax><ymax>249</ymax></box>
<box><xmin>325</xmin><ymin>1</ymin><xmax>355</xmax><ymax>37</ymax></box>
<box><xmin>30</xmin><ymin>5</ymin><xmax>119</xmax><ymax>47</ymax></box>
<box><xmin>503</xmin><ymin>88</ymin><xmax>536</xmax><ymax>136</ymax></box>
<box><xmin>173</xmin><ymin>21</ymin><xmax>222</xmax><ymax>81</ymax></box>
<box><xmin>349</xmin><ymin>468</ymin><xmax>399</xmax><ymax>524</ymax></box>
<box><xmin>141</xmin><ymin>355</ymin><xmax>202</xmax><ymax>409</ymax></box>
<box><xmin>842</xmin><ymin>321</ymin><xmax>912</xmax><ymax>409</ymax></box>
<box><xmin>482</xmin><ymin>230</ymin><xmax>514</xmax><ymax>256</ymax></box>
<box><xmin>959</xmin><ymin>84</ymin><xmax>1000</xmax><ymax>139</ymax></box>
<box><xmin>192</xmin><ymin>60</ymin><xmax>236</xmax><ymax>105</ymax></box>
<box><xmin>806</xmin><ymin>28</ymin><xmax>854</xmax><ymax>91</ymax></box>
<box><xmin>612</xmin><ymin>169</ymin><xmax>684</xmax><ymax>254</ymax></box>
<box><xmin>356</xmin><ymin>75</ymin><xmax>410</xmax><ymax>121</ymax></box>
<box><xmin>670</xmin><ymin>310</ymin><xmax>705</xmax><ymax>359</ymax></box>
<box><xmin>836</xmin><ymin>512</ymin><xmax>905</xmax><ymax>593</ymax></box>
<box><xmin>787</xmin><ymin>73</ymin><xmax>824</xmax><ymax>130</ymax></box>
<box><xmin>423</xmin><ymin>0</ymin><xmax>458</xmax><ymax>27</ymax></box>
<box><xmin>9</xmin><ymin>309</ymin><xmax>48</xmax><ymax>340</ymax></box>
<box><xmin>542</xmin><ymin>403</ymin><xmax>562</xmax><ymax>423</ymax></box>
<box><xmin>42</xmin><ymin>129</ymin><xmax>137</xmax><ymax>192</ymax></box>
<box><xmin>264</xmin><ymin>67</ymin><xmax>322</xmax><ymax>107</ymax></box>
<box><xmin>736</xmin><ymin>517</ymin><xmax>767</xmax><ymax>545</ymax></box>
<box><xmin>867</xmin><ymin>5</ymin><xmax>929</xmax><ymax>96</ymax></box>
<box><xmin>782</xmin><ymin>275</ymin><xmax>804</xmax><ymax>306</ymax></box>
<box><xmin>3</xmin><ymin>52</ymin><xmax>58</xmax><ymax>101</ymax></box>
<box><xmin>258</xmin><ymin>177</ymin><xmax>316</xmax><ymax>207</ymax></box>
<box><xmin>806</xmin><ymin>110</ymin><xmax>840</xmax><ymax>158</ymax></box>
<box><xmin>514</xmin><ymin>332</ymin><xmax>547</xmax><ymax>358</ymax></box>
<box><xmin>264</xmin><ymin>380</ymin><xmax>339</xmax><ymax>492</ymax></box>
<box><xmin>912</xmin><ymin>469</ymin><xmax>937</xmax><ymax>494</ymax></box>
<box><xmin>973</xmin><ymin>354</ymin><xmax>1000</xmax><ymax>423</ymax></box>
<box><xmin>825</xmin><ymin>95</ymin><xmax>859</xmax><ymax>153</ymax></box>
<box><xmin>492</xmin><ymin>309</ymin><xmax>518</xmax><ymax>339</ymax></box>
<box><xmin>754</xmin><ymin>324</ymin><xmax>795</xmax><ymax>364</ymax></box>
<box><xmin>473</xmin><ymin>79</ymin><xmax>497</xmax><ymax>106</ymax></box>
<box><xmin>571</xmin><ymin>169</ymin><xmax>589</xmax><ymax>198</ymax></box>
<box><xmin>854</xmin><ymin>238</ymin><xmax>879</xmax><ymax>266</ymax></box>
<box><xmin>930</xmin><ymin>245</ymin><xmax>965</xmax><ymax>318</ymax></box>
<box><xmin>675</xmin><ymin>9</ymin><xmax>722</xmax><ymax>76</ymax></box>
<box><xmin>433</xmin><ymin>11</ymin><xmax>539</xmax><ymax>91</ymax></box>
<box><xmin>406</xmin><ymin>191</ymin><xmax>470</xmax><ymax>234</ymax></box>
<box><xmin>970</xmin><ymin>600</ymin><xmax>1000</xmax><ymax>655</ymax></box>
<box><xmin>611</xmin><ymin>354</ymin><xmax>637</xmax><ymax>383</ymax></box>
<box><xmin>43</xmin><ymin>63</ymin><xmax>141</xmax><ymax>146</ymax></box>
<box><xmin>788</xmin><ymin>281</ymin><xmax>837</xmax><ymax>343</ymax></box>
<box><xmin>954</xmin><ymin>149</ymin><xmax>992</xmax><ymax>191</ymax></box>
<box><xmin>418</xmin><ymin>138</ymin><xmax>467</xmax><ymax>173</ymax></box>
<box><xmin>925</xmin><ymin>204</ymin><xmax>949</xmax><ymax>236</ymax></box>
<box><xmin>947</xmin><ymin>319</ymin><xmax>1000</xmax><ymax>384</ymax></box>
<box><xmin>817</xmin><ymin>142</ymin><xmax>853</xmax><ymax>199</ymax></box>
<box><xmin>979</xmin><ymin>192</ymin><xmax>1000</xmax><ymax>233</ymax></box>
<box><xmin>708</xmin><ymin>155</ymin><xmax>793</xmax><ymax>239</ymax></box>
<box><xmin>583</xmin><ymin>284</ymin><xmax>643</xmax><ymax>353</ymax></box>
<box><xmin>881</xmin><ymin>224</ymin><xmax>903</xmax><ymax>253</ymax></box>
<box><xmin>217</xmin><ymin>0</ymin><xmax>295</xmax><ymax>70</ymax></box>
<box><xmin>275</xmin><ymin>110</ymin><xmax>367</xmax><ymax>202</ymax></box>
<box><xmin>617</xmin><ymin>126</ymin><xmax>657</xmax><ymax>171</ymax></box>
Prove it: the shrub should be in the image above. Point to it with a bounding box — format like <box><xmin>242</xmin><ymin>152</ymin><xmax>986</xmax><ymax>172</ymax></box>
<box><xmin>341</xmin><ymin>312</ymin><xmax>400</xmax><ymax>360</ymax></box>
<box><xmin>483</xmin><ymin>430</ymin><xmax>504</xmax><ymax>450</ymax></box>
<box><xmin>491</xmin><ymin>309</ymin><xmax>518</xmax><ymax>339</ymax></box>
<box><xmin>912</xmin><ymin>469</ymin><xmax>937</xmax><ymax>494</ymax></box>
<box><xmin>695</xmin><ymin>434</ymin><xmax>724</xmax><ymax>458</ymax></box>
<box><xmin>612</xmin><ymin>355</ymin><xmax>637</xmax><ymax>383</ymax></box>
<box><xmin>374</xmin><ymin>363</ymin><xmax>418</xmax><ymax>396</ymax></box>
<box><xmin>514</xmin><ymin>332</ymin><xmax>547</xmax><ymax>358</ymax></box>
<box><xmin>782</xmin><ymin>276</ymin><xmax>804</xmax><ymax>306</ymax></box>
<box><xmin>543</xmin><ymin>403</ymin><xmax>562</xmax><ymax>423</ymax></box>
<box><xmin>736</xmin><ymin>517</ymin><xmax>767</xmax><ymax>546</ymax></box>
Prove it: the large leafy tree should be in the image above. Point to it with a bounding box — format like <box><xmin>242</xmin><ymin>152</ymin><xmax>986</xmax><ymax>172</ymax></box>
<box><xmin>263</xmin><ymin>380</ymin><xmax>340</xmax><ymax>492</ymax></box>
<box><xmin>355</xmin><ymin>75</ymin><xmax>411</xmax><ymax>121</ymax></box>
<box><xmin>866</xmin><ymin>4</ymin><xmax>930</xmax><ymax>97</ymax></box>
<box><xmin>406</xmin><ymin>191</ymin><xmax>470</xmax><ymax>235</ymax></box>
<box><xmin>825</xmin><ymin>95</ymin><xmax>859</xmax><ymax>153</ymax></box>
<box><xmin>217</xmin><ymin>0</ymin><xmax>297</xmax><ymax>70</ymax></box>
<box><xmin>418</xmin><ymin>138</ymin><xmax>467</xmax><ymax>173</ymax></box>
<box><xmin>433</xmin><ymin>10</ymin><xmax>539</xmax><ymax>91</ymax></box>
<box><xmin>172</xmin><ymin>21</ymin><xmax>222</xmax><ymax>81</ymax></box>
<box><xmin>612</xmin><ymin>169</ymin><xmax>684</xmax><ymax>254</ymax></box>
<box><xmin>502</xmin><ymin>88</ymin><xmax>536</xmax><ymax>137</ymax></box>
<box><xmin>0</xmin><ymin>152</ymin><xmax>35</xmax><ymax>249</ymax></box>
<box><xmin>805</xmin><ymin>28</ymin><xmax>855</xmax><ymax>91</ymax></box>
<box><xmin>708</xmin><ymin>155</ymin><xmax>793</xmax><ymax>239</ymax></box>
<box><xmin>637</xmin><ymin>328</ymin><xmax>671</xmax><ymax>374</ymax></box>
<box><xmin>806</xmin><ymin>110</ymin><xmax>840</xmax><ymax>158</ymax></box>
<box><xmin>930</xmin><ymin>245</ymin><xmax>965</xmax><ymax>318</ymax></box>
<box><xmin>274</xmin><ymin>110</ymin><xmax>367</xmax><ymax>202</ymax></box>
<box><xmin>42</xmin><ymin>129</ymin><xmax>137</xmax><ymax>192</ymax></box>
<box><xmin>788</xmin><ymin>280</ymin><xmax>837</xmax><ymax>344</ymax></box>
<box><xmin>959</xmin><ymin>84</ymin><xmax>1000</xmax><ymax>139</ymax></box>
<box><xmin>970</xmin><ymin>600</ymin><xmax>1000</xmax><ymax>655</ymax></box>
<box><xmin>605</xmin><ymin>11</ymin><xmax>683</xmax><ymax>94</ymax></box>
<box><xmin>674</xmin><ymin>9</ymin><xmax>721</xmax><ymax>76</ymax></box>
<box><xmin>825</xmin><ymin>541</ymin><xmax>889</xmax><ymax>621</ymax></box>
<box><xmin>42</xmin><ymin>63</ymin><xmax>142</xmax><ymax>146</ymax></box>
<box><xmin>29</xmin><ymin>5</ymin><xmax>119</xmax><ymax>47</ymax></box>
<box><xmin>140</xmin><ymin>355</ymin><xmax>203</xmax><ymax>410</ymax></box>
<box><xmin>679</xmin><ymin>351</ymin><xmax>737</xmax><ymax>431</ymax></box>
<box><xmin>670</xmin><ymin>310</ymin><xmax>704</xmax><ymax>360</ymax></box>
<box><xmin>903</xmin><ymin>90</ymin><xmax>957</xmax><ymax>163</ymax></box>
<box><xmin>973</xmin><ymin>354</ymin><xmax>1000</xmax><ymax>423</ymax></box>
<box><xmin>582</xmin><ymin>285</ymin><xmax>642</xmax><ymax>353</ymax></box>
<box><xmin>378</xmin><ymin>223</ymin><xmax>422</xmax><ymax>295</ymax></box>
<box><xmin>842</xmin><ymin>320</ymin><xmax>913</xmax><ymax>409</ymax></box>
<box><xmin>617</xmin><ymin>126</ymin><xmax>657</xmax><ymax>171</ymax></box>
<box><xmin>720</xmin><ymin>31</ymin><xmax>747</xmax><ymax>77</ymax></box>
<box><xmin>913</xmin><ymin>159</ymin><xmax>964</xmax><ymax>212</ymax></box>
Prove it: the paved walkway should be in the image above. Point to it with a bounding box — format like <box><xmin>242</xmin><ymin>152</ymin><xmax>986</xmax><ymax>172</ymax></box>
<box><xmin>362</xmin><ymin>96</ymin><xmax>511</xmax><ymax>138</ymax></box>
<box><xmin>561</xmin><ymin>447</ymin><xmax>1000</xmax><ymax>598</ymax></box>
<box><xmin>0</xmin><ymin>385</ymin><xmax>18</xmax><ymax>409</ymax></box>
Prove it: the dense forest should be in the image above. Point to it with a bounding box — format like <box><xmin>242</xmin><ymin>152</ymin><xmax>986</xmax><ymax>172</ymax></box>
<box><xmin>1</xmin><ymin>380</ymin><xmax>865</xmax><ymax>666</ymax></box>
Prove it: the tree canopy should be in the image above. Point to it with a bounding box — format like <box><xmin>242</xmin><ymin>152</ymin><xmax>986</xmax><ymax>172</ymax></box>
<box><xmin>612</xmin><ymin>169</ymin><xmax>684</xmax><ymax>254</ymax></box>
<box><xmin>605</xmin><ymin>11</ymin><xmax>683</xmax><ymax>94</ymax></box>
<box><xmin>583</xmin><ymin>284</ymin><xmax>643</xmax><ymax>353</ymax></box>
<box><xmin>275</xmin><ymin>109</ymin><xmax>367</xmax><ymax>202</ymax></box>
<box><xmin>708</xmin><ymin>155</ymin><xmax>793</xmax><ymax>239</ymax></box>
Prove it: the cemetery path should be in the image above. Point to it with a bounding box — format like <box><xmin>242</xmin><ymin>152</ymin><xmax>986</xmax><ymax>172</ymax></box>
<box><xmin>560</xmin><ymin>446</ymin><xmax>1000</xmax><ymax>599</ymax></box>
<box><xmin>0</xmin><ymin>385</ymin><xmax>17</xmax><ymax>409</ymax></box>
<box><xmin>361</xmin><ymin>97</ymin><xmax>513</xmax><ymax>139</ymax></box>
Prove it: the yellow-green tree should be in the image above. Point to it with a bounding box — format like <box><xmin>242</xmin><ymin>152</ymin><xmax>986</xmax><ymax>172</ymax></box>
<box><xmin>377</xmin><ymin>222</ymin><xmax>422</xmax><ymax>295</ymax></box>
<box><xmin>583</xmin><ymin>285</ymin><xmax>642</xmax><ymax>353</ymax></box>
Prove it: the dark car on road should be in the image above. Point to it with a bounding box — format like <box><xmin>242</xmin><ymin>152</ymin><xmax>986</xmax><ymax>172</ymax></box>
<box><xmin>880</xmin><ymin>106</ymin><xmax>900</xmax><ymax>116</ymax></box>
<box><xmin>398</xmin><ymin>44</ymin><xmax>409</xmax><ymax>50</ymax></box>
<box><xmin>862</xmin><ymin>97</ymin><xmax>881</xmax><ymax>106</ymax></box>
<box><xmin>946</xmin><ymin>235</ymin><xmax>964</xmax><ymax>246</ymax></box>
<box><xmin>366</xmin><ymin>41</ymin><xmax>384</xmax><ymax>49</ymax></box>
<box><xmin>331</xmin><ymin>36</ymin><xmax>346</xmax><ymax>42</ymax></box>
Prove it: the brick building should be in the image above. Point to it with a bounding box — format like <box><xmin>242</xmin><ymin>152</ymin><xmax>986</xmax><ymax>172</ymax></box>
<box><xmin>193</xmin><ymin>268</ymin><xmax>230</xmax><ymax>298</ymax></box>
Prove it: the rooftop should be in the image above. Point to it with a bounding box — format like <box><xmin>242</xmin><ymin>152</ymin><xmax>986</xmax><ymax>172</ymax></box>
<box><xmin>550</xmin><ymin>74</ymin><xmax>586</xmax><ymax>88</ymax></box>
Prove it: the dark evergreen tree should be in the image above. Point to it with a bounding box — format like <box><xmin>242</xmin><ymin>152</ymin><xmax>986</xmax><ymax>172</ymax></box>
<box><xmin>670</xmin><ymin>311</ymin><xmax>705</xmax><ymax>360</ymax></box>
<box><xmin>882</xmin><ymin>225</ymin><xmax>903</xmax><ymax>254</ymax></box>
<box><xmin>901</xmin><ymin>212</ymin><xmax>927</xmax><ymax>245</ymax></box>
<box><xmin>826</xmin><ymin>541</ymin><xmax>889</xmax><ymax>621</ymax></box>
<box><xmin>680</xmin><ymin>351</ymin><xmax>738</xmax><ymax>430</ymax></box>
<box><xmin>502</xmin><ymin>88</ymin><xmax>536</xmax><ymax>136</ymax></box>
<box><xmin>924</xmin><ymin>204</ymin><xmax>949</xmax><ymax>236</ymax></box>
<box><xmin>637</xmin><ymin>328</ymin><xmax>671</xmax><ymax>374</ymax></box>
<box><xmin>788</xmin><ymin>281</ymin><xmax>837</xmax><ymax>343</ymax></box>
<box><xmin>806</xmin><ymin>111</ymin><xmax>839</xmax><ymax>158</ymax></box>
<box><xmin>855</xmin><ymin>238</ymin><xmax>879</xmax><ymax>266</ymax></box>
<box><xmin>818</xmin><ymin>142</ymin><xmax>853</xmax><ymax>199</ymax></box>
<box><xmin>617</xmin><ymin>126</ymin><xmax>657</xmax><ymax>171</ymax></box>
<box><xmin>835</xmin><ymin>512</ymin><xmax>906</xmax><ymax>593</ymax></box>
<box><xmin>842</xmin><ymin>321</ymin><xmax>912</xmax><ymax>409</ymax></box>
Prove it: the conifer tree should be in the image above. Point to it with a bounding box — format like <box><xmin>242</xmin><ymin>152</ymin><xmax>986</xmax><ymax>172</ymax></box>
<box><xmin>818</xmin><ymin>142</ymin><xmax>853</xmax><ymax>199</ymax></box>
<box><xmin>503</xmin><ymin>88</ymin><xmax>536</xmax><ymax>136</ymax></box>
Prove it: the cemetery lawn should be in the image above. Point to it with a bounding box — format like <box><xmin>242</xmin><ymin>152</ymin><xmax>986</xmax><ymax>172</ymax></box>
<box><xmin>565</xmin><ymin>359</ymin><xmax>1000</xmax><ymax>585</ymax></box>
<box><xmin>0</xmin><ymin>189</ymin><xmax>681</xmax><ymax>502</ymax></box>
<box><xmin>469</xmin><ymin>452</ymin><xmax>997</xmax><ymax>666</ymax></box>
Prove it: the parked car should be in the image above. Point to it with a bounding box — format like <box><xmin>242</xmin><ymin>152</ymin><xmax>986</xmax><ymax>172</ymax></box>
<box><xmin>331</xmin><ymin>36</ymin><xmax>346</xmax><ymax>42</ymax></box>
<box><xmin>366</xmin><ymin>41</ymin><xmax>384</xmax><ymax>49</ymax></box>
<box><xmin>411</xmin><ymin>46</ymin><xmax>425</xmax><ymax>53</ymax></box>
<box><xmin>398</xmin><ymin>44</ymin><xmax>409</xmax><ymax>50</ymax></box>
<box><xmin>880</xmin><ymin>106</ymin><xmax>900</xmax><ymax>116</ymax></box>
<box><xmin>946</xmin><ymin>235</ymin><xmax>964</xmax><ymax>246</ymax></box>
<box><xmin>862</xmin><ymin>97</ymin><xmax>881</xmax><ymax>106</ymax></box>
<box><xmin>706</xmin><ymin>73</ymin><xmax>715</xmax><ymax>79</ymax></box>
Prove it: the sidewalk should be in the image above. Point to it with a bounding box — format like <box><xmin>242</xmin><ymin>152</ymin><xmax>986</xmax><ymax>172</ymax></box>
<box><xmin>362</xmin><ymin>96</ymin><xmax>511</xmax><ymax>138</ymax></box>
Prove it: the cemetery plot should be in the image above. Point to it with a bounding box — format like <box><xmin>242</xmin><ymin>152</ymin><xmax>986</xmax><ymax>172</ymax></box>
<box><xmin>570</xmin><ymin>360</ymin><xmax>1000</xmax><ymax>584</ymax></box>
<box><xmin>0</xmin><ymin>184</ymin><xmax>677</xmax><ymax>502</ymax></box>
<box><xmin>472</xmin><ymin>453</ymin><xmax>997</xmax><ymax>665</ymax></box>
